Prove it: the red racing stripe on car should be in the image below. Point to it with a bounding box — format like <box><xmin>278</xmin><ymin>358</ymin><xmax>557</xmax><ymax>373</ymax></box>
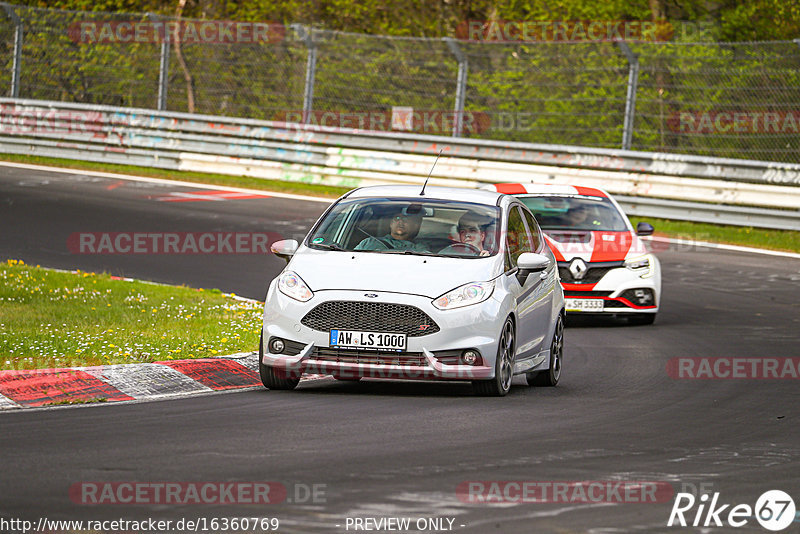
<box><xmin>574</xmin><ymin>186</ymin><xmax>607</xmax><ymax>197</ymax></box>
<box><xmin>157</xmin><ymin>359</ymin><xmax>261</xmax><ymax>390</ymax></box>
<box><xmin>494</xmin><ymin>183</ymin><xmax>528</xmax><ymax>194</ymax></box>
<box><xmin>0</xmin><ymin>369</ymin><xmax>134</xmax><ymax>407</ymax></box>
<box><xmin>590</xmin><ymin>232</ymin><xmax>632</xmax><ymax>262</ymax></box>
<box><xmin>543</xmin><ymin>235</ymin><xmax>567</xmax><ymax>262</ymax></box>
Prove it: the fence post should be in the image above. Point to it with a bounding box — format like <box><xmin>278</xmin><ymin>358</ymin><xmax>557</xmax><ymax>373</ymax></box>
<box><xmin>291</xmin><ymin>24</ymin><xmax>316</xmax><ymax>124</ymax></box>
<box><xmin>444</xmin><ymin>37</ymin><xmax>468</xmax><ymax>137</ymax></box>
<box><xmin>617</xmin><ymin>42</ymin><xmax>639</xmax><ymax>151</ymax></box>
<box><xmin>148</xmin><ymin>13</ymin><xmax>170</xmax><ymax>111</ymax></box>
<box><xmin>1</xmin><ymin>3</ymin><xmax>23</xmax><ymax>98</ymax></box>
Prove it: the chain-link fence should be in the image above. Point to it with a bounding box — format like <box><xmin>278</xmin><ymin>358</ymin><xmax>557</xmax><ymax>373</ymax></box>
<box><xmin>1</xmin><ymin>3</ymin><xmax>800</xmax><ymax>163</ymax></box>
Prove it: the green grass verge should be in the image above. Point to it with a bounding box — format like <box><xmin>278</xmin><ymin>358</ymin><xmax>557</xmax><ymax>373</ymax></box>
<box><xmin>629</xmin><ymin>217</ymin><xmax>800</xmax><ymax>253</ymax></box>
<box><xmin>0</xmin><ymin>154</ymin><xmax>351</xmax><ymax>199</ymax></box>
<box><xmin>2</xmin><ymin>153</ymin><xmax>797</xmax><ymax>253</ymax></box>
<box><xmin>0</xmin><ymin>259</ymin><xmax>262</xmax><ymax>371</ymax></box>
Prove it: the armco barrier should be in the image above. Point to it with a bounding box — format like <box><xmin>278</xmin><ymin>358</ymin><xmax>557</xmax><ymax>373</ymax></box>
<box><xmin>0</xmin><ymin>98</ymin><xmax>798</xmax><ymax>230</ymax></box>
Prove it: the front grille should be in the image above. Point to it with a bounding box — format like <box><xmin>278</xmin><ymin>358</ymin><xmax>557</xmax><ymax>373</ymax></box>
<box><xmin>558</xmin><ymin>261</ymin><xmax>624</xmax><ymax>284</ymax></box>
<box><xmin>312</xmin><ymin>347</ymin><xmax>425</xmax><ymax>366</ymax></box>
<box><xmin>301</xmin><ymin>301</ymin><xmax>440</xmax><ymax>337</ymax></box>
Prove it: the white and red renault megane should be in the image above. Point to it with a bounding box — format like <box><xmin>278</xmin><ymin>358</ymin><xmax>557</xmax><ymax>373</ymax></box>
<box><xmin>487</xmin><ymin>183</ymin><xmax>661</xmax><ymax>324</ymax></box>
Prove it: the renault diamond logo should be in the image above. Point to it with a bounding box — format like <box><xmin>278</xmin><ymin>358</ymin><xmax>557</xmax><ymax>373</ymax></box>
<box><xmin>569</xmin><ymin>258</ymin><xmax>589</xmax><ymax>280</ymax></box>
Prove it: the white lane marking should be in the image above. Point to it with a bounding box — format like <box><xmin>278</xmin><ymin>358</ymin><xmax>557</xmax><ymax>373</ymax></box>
<box><xmin>0</xmin><ymin>161</ymin><xmax>332</xmax><ymax>204</ymax></box>
<box><xmin>0</xmin><ymin>391</ymin><xmax>22</xmax><ymax>410</ymax></box>
<box><xmin>643</xmin><ymin>235</ymin><xmax>800</xmax><ymax>259</ymax></box>
<box><xmin>82</xmin><ymin>363</ymin><xmax>213</xmax><ymax>399</ymax></box>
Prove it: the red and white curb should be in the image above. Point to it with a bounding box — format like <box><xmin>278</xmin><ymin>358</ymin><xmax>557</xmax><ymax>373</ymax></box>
<box><xmin>0</xmin><ymin>352</ymin><xmax>326</xmax><ymax>410</ymax></box>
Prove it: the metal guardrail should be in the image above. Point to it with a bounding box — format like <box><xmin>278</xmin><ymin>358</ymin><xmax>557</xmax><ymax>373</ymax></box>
<box><xmin>0</xmin><ymin>98</ymin><xmax>798</xmax><ymax>231</ymax></box>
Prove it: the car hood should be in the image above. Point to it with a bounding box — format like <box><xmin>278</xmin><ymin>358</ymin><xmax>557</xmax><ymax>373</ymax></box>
<box><xmin>287</xmin><ymin>248</ymin><xmax>501</xmax><ymax>298</ymax></box>
<box><xmin>544</xmin><ymin>230</ymin><xmax>648</xmax><ymax>263</ymax></box>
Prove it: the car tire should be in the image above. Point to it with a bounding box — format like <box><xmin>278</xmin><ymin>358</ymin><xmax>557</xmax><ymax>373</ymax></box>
<box><xmin>473</xmin><ymin>317</ymin><xmax>515</xmax><ymax>397</ymax></box>
<box><xmin>258</xmin><ymin>331</ymin><xmax>300</xmax><ymax>390</ymax></box>
<box><xmin>527</xmin><ymin>314</ymin><xmax>563</xmax><ymax>387</ymax></box>
<box><xmin>628</xmin><ymin>313</ymin><xmax>656</xmax><ymax>325</ymax></box>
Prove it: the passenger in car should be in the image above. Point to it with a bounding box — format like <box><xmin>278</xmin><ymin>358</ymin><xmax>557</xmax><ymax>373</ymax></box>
<box><xmin>354</xmin><ymin>206</ymin><xmax>431</xmax><ymax>252</ymax></box>
<box><xmin>560</xmin><ymin>206</ymin><xmax>602</xmax><ymax>228</ymax></box>
<box><xmin>457</xmin><ymin>211</ymin><xmax>492</xmax><ymax>256</ymax></box>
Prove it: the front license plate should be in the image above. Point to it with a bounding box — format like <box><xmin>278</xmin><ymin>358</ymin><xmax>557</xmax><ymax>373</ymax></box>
<box><xmin>565</xmin><ymin>298</ymin><xmax>604</xmax><ymax>312</ymax></box>
<box><xmin>329</xmin><ymin>329</ymin><xmax>407</xmax><ymax>351</ymax></box>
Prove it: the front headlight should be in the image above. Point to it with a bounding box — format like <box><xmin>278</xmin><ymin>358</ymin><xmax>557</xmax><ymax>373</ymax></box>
<box><xmin>625</xmin><ymin>254</ymin><xmax>654</xmax><ymax>278</ymax></box>
<box><xmin>278</xmin><ymin>271</ymin><xmax>314</xmax><ymax>302</ymax></box>
<box><xmin>433</xmin><ymin>281</ymin><xmax>494</xmax><ymax>310</ymax></box>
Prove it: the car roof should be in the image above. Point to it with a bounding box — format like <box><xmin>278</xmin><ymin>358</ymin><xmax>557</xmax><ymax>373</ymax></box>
<box><xmin>487</xmin><ymin>183</ymin><xmax>610</xmax><ymax>198</ymax></box>
<box><xmin>347</xmin><ymin>185</ymin><xmax>505</xmax><ymax>206</ymax></box>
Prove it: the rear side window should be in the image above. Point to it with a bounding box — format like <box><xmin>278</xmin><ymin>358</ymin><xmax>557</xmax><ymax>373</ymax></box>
<box><xmin>522</xmin><ymin>208</ymin><xmax>543</xmax><ymax>252</ymax></box>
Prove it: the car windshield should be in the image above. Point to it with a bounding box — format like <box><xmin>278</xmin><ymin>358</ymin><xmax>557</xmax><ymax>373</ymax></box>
<box><xmin>306</xmin><ymin>197</ymin><xmax>501</xmax><ymax>257</ymax></box>
<box><xmin>519</xmin><ymin>195</ymin><xmax>629</xmax><ymax>231</ymax></box>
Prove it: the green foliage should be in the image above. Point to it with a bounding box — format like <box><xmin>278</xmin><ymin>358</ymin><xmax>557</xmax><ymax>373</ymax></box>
<box><xmin>1</xmin><ymin>1</ymin><xmax>799</xmax><ymax>161</ymax></box>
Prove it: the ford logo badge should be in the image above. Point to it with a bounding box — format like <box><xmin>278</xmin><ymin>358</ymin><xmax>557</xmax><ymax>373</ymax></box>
<box><xmin>364</xmin><ymin>293</ymin><xmax>378</xmax><ymax>298</ymax></box>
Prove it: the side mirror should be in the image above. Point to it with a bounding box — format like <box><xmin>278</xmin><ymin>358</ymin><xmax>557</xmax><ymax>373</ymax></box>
<box><xmin>516</xmin><ymin>252</ymin><xmax>551</xmax><ymax>284</ymax></box>
<box><xmin>636</xmin><ymin>222</ymin><xmax>655</xmax><ymax>236</ymax></box>
<box><xmin>271</xmin><ymin>239</ymin><xmax>299</xmax><ymax>262</ymax></box>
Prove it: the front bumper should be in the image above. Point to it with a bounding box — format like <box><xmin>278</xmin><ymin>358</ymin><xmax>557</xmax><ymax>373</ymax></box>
<box><xmin>262</xmin><ymin>287</ymin><xmax>506</xmax><ymax>381</ymax></box>
<box><xmin>560</xmin><ymin>264</ymin><xmax>661</xmax><ymax>314</ymax></box>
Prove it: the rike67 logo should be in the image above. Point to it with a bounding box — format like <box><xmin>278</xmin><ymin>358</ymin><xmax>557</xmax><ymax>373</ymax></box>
<box><xmin>668</xmin><ymin>490</ymin><xmax>796</xmax><ymax>531</ymax></box>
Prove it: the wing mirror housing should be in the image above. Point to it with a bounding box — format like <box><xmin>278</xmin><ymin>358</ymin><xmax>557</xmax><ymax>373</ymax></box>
<box><xmin>636</xmin><ymin>222</ymin><xmax>655</xmax><ymax>236</ymax></box>
<box><xmin>516</xmin><ymin>252</ymin><xmax>551</xmax><ymax>284</ymax></box>
<box><xmin>271</xmin><ymin>239</ymin><xmax>299</xmax><ymax>262</ymax></box>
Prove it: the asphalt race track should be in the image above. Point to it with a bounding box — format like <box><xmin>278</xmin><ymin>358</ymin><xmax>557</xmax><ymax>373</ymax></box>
<box><xmin>1</xmin><ymin>164</ymin><xmax>799</xmax><ymax>533</ymax></box>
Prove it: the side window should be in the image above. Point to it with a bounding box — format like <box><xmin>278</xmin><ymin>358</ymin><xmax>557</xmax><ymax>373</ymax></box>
<box><xmin>506</xmin><ymin>207</ymin><xmax>532</xmax><ymax>269</ymax></box>
<box><xmin>522</xmin><ymin>209</ymin><xmax>543</xmax><ymax>252</ymax></box>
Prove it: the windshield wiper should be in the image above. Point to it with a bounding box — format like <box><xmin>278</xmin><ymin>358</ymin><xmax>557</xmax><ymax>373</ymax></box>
<box><xmin>311</xmin><ymin>242</ymin><xmax>345</xmax><ymax>251</ymax></box>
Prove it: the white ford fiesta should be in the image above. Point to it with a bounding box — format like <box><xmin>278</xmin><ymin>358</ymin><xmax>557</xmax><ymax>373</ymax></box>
<box><xmin>260</xmin><ymin>185</ymin><xmax>565</xmax><ymax>396</ymax></box>
<box><xmin>486</xmin><ymin>183</ymin><xmax>661</xmax><ymax>324</ymax></box>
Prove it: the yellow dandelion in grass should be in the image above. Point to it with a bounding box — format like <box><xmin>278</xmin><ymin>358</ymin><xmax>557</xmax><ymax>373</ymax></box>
<box><xmin>220</xmin><ymin>337</ymin><xmax>228</xmax><ymax>343</ymax></box>
<box><xmin>109</xmin><ymin>344</ymin><xmax>115</xmax><ymax>348</ymax></box>
<box><xmin>210</xmin><ymin>349</ymin><xmax>218</xmax><ymax>354</ymax></box>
